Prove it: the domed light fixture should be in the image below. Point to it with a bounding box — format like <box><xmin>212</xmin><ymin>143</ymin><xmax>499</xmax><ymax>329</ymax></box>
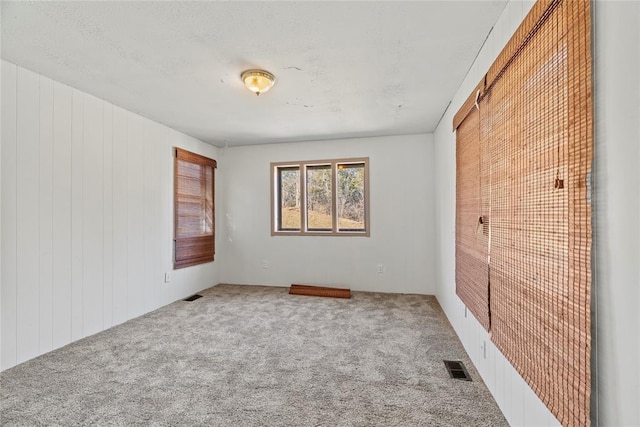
<box><xmin>241</xmin><ymin>69</ymin><xmax>276</xmax><ymax>96</ymax></box>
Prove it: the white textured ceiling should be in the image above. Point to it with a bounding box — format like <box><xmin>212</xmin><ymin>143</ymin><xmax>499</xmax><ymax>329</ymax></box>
<box><xmin>1</xmin><ymin>1</ymin><xmax>507</xmax><ymax>147</ymax></box>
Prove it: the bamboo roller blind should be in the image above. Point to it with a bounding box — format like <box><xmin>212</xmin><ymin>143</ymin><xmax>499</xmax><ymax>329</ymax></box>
<box><xmin>174</xmin><ymin>148</ymin><xmax>217</xmax><ymax>269</ymax></box>
<box><xmin>456</xmin><ymin>107</ymin><xmax>491</xmax><ymax>330</ymax></box>
<box><xmin>454</xmin><ymin>1</ymin><xmax>592</xmax><ymax>426</ymax></box>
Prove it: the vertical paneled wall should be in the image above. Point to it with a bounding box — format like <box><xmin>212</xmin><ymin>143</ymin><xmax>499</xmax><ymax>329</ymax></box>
<box><xmin>593</xmin><ymin>2</ymin><xmax>640</xmax><ymax>425</ymax></box>
<box><xmin>1</xmin><ymin>60</ymin><xmax>220</xmax><ymax>371</ymax></box>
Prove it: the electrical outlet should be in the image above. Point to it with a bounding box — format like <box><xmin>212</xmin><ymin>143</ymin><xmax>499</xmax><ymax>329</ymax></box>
<box><xmin>262</xmin><ymin>260</ymin><xmax>270</xmax><ymax>269</ymax></box>
<box><xmin>164</xmin><ymin>272</ymin><xmax>172</xmax><ymax>283</ymax></box>
<box><xmin>377</xmin><ymin>264</ymin><xmax>385</xmax><ymax>274</ymax></box>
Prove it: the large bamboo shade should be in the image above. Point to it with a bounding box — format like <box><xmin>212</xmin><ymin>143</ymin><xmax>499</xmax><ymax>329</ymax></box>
<box><xmin>454</xmin><ymin>1</ymin><xmax>592</xmax><ymax>425</ymax></box>
<box><xmin>456</xmin><ymin>107</ymin><xmax>490</xmax><ymax>330</ymax></box>
<box><xmin>174</xmin><ymin>148</ymin><xmax>217</xmax><ymax>269</ymax></box>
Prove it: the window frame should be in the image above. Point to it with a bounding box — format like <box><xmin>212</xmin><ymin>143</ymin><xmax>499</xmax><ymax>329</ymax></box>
<box><xmin>270</xmin><ymin>157</ymin><xmax>370</xmax><ymax>237</ymax></box>
<box><xmin>174</xmin><ymin>147</ymin><xmax>217</xmax><ymax>269</ymax></box>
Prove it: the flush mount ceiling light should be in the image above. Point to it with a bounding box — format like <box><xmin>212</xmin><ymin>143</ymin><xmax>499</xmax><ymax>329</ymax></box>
<box><xmin>241</xmin><ymin>69</ymin><xmax>276</xmax><ymax>96</ymax></box>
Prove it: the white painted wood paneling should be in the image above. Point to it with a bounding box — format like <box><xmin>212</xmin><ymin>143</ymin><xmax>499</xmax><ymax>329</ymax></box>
<box><xmin>111</xmin><ymin>106</ymin><xmax>128</xmax><ymax>326</ymax></box>
<box><xmin>153</xmin><ymin>126</ymin><xmax>166</xmax><ymax>309</ymax></box>
<box><xmin>158</xmin><ymin>131</ymin><xmax>171</xmax><ymax>307</ymax></box>
<box><xmin>160</xmin><ymin>133</ymin><xmax>173</xmax><ymax>306</ymax></box>
<box><xmin>82</xmin><ymin>94</ymin><xmax>104</xmax><ymax>337</ymax></box>
<box><xmin>1</xmin><ymin>60</ymin><xmax>220</xmax><ymax>371</ymax></box>
<box><xmin>16</xmin><ymin>67</ymin><xmax>40</xmax><ymax>364</ymax></box>
<box><xmin>103</xmin><ymin>103</ymin><xmax>114</xmax><ymax>330</ymax></box>
<box><xmin>70</xmin><ymin>88</ymin><xmax>84</xmax><ymax>341</ymax></box>
<box><xmin>51</xmin><ymin>81</ymin><xmax>73</xmax><ymax>350</ymax></box>
<box><xmin>1</xmin><ymin>61</ymin><xmax>18</xmax><ymax>370</ymax></box>
<box><xmin>593</xmin><ymin>2</ymin><xmax>640</xmax><ymax>425</ymax></box>
<box><xmin>143</xmin><ymin>121</ymin><xmax>161</xmax><ymax>311</ymax></box>
<box><xmin>38</xmin><ymin>74</ymin><xmax>54</xmax><ymax>354</ymax></box>
<box><xmin>126</xmin><ymin>114</ymin><xmax>145</xmax><ymax>319</ymax></box>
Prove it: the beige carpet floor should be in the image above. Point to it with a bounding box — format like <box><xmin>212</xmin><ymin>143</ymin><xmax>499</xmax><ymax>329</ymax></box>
<box><xmin>0</xmin><ymin>284</ymin><xmax>507</xmax><ymax>426</ymax></box>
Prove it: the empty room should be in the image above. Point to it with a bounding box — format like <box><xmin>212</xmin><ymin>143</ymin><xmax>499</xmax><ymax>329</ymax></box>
<box><xmin>1</xmin><ymin>1</ymin><xmax>638</xmax><ymax>426</ymax></box>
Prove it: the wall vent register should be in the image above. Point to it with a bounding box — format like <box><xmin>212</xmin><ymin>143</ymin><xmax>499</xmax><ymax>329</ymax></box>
<box><xmin>443</xmin><ymin>360</ymin><xmax>472</xmax><ymax>381</ymax></box>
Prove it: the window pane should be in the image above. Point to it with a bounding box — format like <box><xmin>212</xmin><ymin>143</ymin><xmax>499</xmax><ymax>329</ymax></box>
<box><xmin>204</xmin><ymin>166</ymin><xmax>213</xmax><ymax>233</ymax></box>
<box><xmin>306</xmin><ymin>165</ymin><xmax>332</xmax><ymax>231</ymax></box>
<box><xmin>278</xmin><ymin>167</ymin><xmax>301</xmax><ymax>230</ymax></box>
<box><xmin>174</xmin><ymin>148</ymin><xmax>216</xmax><ymax>269</ymax></box>
<box><xmin>337</xmin><ymin>163</ymin><xmax>366</xmax><ymax>231</ymax></box>
<box><xmin>177</xmin><ymin>160</ymin><xmax>212</xmax><ymax>237</ymax></box>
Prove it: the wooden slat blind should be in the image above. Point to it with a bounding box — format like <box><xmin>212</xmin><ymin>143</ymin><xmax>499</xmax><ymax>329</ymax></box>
<box><xmin>455</xmin><ymin>107</ymin><xmax>490</xmax><ymax>330</ymax></box>
<box><xmin>454</xmin><ymin>1</ymin><xmax>592</xmax><ymax>425</ymax></box>
<box><xmin>174</xmin><ymin>148</ymin><xmax>217</xmax><ymax>269</ymax></box>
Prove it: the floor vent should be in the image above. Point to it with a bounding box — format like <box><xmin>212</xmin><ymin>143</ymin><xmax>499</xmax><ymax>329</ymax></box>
<box><xmin>444</xmin><ymin>360</ymin><xmax>472</xmax><ymax>381</ymax></box>
<box><xmin>183</xmin><ymin>294</ymin><xmax>203</xmax><ymax>302</ymax></box>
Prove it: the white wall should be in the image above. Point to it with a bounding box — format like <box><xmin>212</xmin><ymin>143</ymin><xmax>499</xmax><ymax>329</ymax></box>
<box><xmin>217</xmin><ymin>134</ymin><xmax>435</xmax><ymax>295</ymax></box>
<box><xmin>434</xmin><ymin>1</ymin><xmax>640</xmax><ymax>426</ymax></box>
<box><xmin>0</xmin><ymin>60</ymin><xmax>221</xmax><ymax>371</ymax></box>
<box><xmin>593</xmin><ymin>1</ymin><xmax>640</xmax><ymax>425</ymax></box>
